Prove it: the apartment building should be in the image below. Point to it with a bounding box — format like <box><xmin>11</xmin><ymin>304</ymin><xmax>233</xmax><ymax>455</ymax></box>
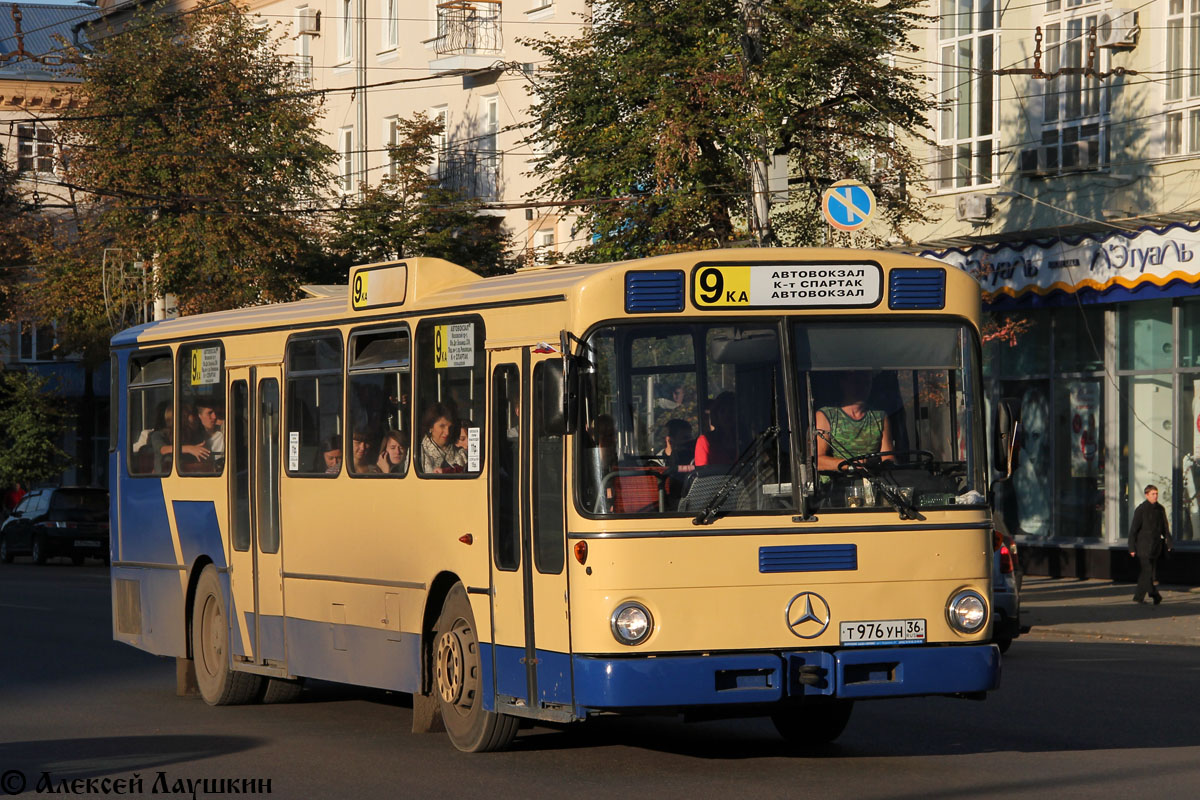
<box><xmin>242</xmin><ymin>0</ymin><xmax>588</xmax><ymax>262</ymax></box>
<box><xmin>1</xmin><ymin>2</ymin><xmax>107</xmax><ymax>489</ymax></box>
<box><xmin>908</xmin><ymin>1</ymin><xmax>1200</xmax><ymax>580</ymax></box>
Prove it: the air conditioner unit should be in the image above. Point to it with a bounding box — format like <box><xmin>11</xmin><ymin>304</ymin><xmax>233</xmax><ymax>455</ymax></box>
<box><xmin>1097</xmin><ymin>9</ymin><xmax>1138</xmax><ymax>49</ymax></box>
<box><xmin>956</xmin><ymin>193</ymin><xmax>993</xmax><ymax>223</ymax></box>
<box><xmin>1018</xmin><ymin>147</ymin><xmax>1051</xmax><ymax>179</ymax></box>
<box><xmin>297</xmin><ymin>7</ymin><xmax>320</xmax><ymax>35</ymax></box>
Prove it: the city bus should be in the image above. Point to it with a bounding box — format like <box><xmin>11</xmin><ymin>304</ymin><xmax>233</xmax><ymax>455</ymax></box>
<box><xmin>110</xmin><ymin>248</ymin><xmax>1001</xmax><ymax>752</ymax></box>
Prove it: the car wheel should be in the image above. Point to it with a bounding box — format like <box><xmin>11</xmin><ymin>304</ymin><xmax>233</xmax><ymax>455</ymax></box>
<box><xmin>994</xmin><ymin>635</ymin><xmax>1013</xmax><ymax>654</ymax></box>
<box><xmin>32</xmin><ymin>535</ymin><xmax>48</xmax><ymax>565</ymax></box>
<box><xmin>0</xmin><ymin>535</ymin><xmax>12</xmax><ymax>564</ymax></box>
<box><xmin>434</xmin><ymin>583</ymin><xmax>519</xmax><ymax>752</ymax></box>
<box><xmin>771</xmin><ymin>699</ymin><xmax>855</xmax><ymax>747</ymax></box>
<box><xmin>191</xmin><ymin>565</ymin><xmax>263</xmax><ymax>705</ymax></box>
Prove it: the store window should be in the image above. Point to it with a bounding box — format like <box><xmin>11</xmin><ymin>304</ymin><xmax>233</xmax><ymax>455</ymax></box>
<box><xmin>1119</xmin><ymin>300</ymin><xmax>1173</xmax><ymax>371</ymax></box>
<box><xmin>937</xmin><ymin>0</ymin><xmax>997</xmax><ymax>189</ymax></box>
<box><xmin>1055</xmin><ymin>305</ymin><xmax>1104</xmax><ymax>373</ymax></box>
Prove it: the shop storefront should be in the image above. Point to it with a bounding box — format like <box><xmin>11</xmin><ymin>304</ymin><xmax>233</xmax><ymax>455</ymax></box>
<box><xmin>926</xmin><ymin>224</ymin><xmax>1200</xmax><ymax>583</ymax></box>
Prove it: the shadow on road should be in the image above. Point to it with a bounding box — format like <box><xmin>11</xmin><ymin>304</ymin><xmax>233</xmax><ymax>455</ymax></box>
<box><xmin>0</xmin><ymin>735</ymin><xmax>265</xmax><ymax>783</ymax></box>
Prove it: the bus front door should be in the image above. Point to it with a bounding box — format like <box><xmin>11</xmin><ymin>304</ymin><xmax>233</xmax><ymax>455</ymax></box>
<box><xmin>227</xmin><ymin>366</ymin><xmax>287</xmax><ymax>670</ymax></box>
<box><xmin>488</xmin><ymin>352</ymin><xmax>573</xmax><ymax>715</ymax></box>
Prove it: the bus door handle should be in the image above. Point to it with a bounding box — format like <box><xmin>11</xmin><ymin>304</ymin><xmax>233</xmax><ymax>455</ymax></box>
<box><xmin>520</xmin><ymin>657</ymin><xmax>541</xmax><ymax>665</ymax></box>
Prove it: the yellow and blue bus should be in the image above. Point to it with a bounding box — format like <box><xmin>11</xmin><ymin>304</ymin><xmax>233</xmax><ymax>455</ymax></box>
<box><xmin>110</xmin><ymin>248</ymin><xmax>1000</xmax><ymax>752</ymax></box>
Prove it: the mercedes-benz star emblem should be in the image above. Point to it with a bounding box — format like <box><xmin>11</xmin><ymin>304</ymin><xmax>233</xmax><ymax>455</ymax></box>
<box><xmin>785</xmin><ymin>592</ymin><xmax>831</xmax><ymax>639</ymax></box>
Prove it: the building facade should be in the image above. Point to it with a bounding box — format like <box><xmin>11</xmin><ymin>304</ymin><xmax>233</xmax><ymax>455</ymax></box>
<box><xmin>1</xmin><ymin>2</ymin><xmax>108</xmax><ymax>490</ymax></box>
<box><xmin>909</xmin><ymin>1</ymin><xmax>1200</xmax><ymax>580</ymax></box>
<box><xmin>241</xmin><ymin>0</ymin><xmax>588</xmax><ymax>263</ymax></box>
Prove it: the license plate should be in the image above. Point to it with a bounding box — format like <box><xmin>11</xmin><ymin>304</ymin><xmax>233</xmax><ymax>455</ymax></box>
<box><xmin>839</xmin><ymin>618</ymin><xmax>926</xmax><ymax>646</ymax></box>
<box><xmin>75</xmin><ymin>540</ymin><xmax>101</xmax><ymax>548</ymax></box>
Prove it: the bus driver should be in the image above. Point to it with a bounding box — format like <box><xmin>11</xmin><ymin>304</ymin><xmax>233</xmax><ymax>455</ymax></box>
<box><xmin>815</xmin><ymin>371</ymin><xmax>894</xmax><ymax>471</ymax></box>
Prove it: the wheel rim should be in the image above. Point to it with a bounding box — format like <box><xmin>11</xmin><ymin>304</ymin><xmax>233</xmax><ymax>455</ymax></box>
<box><xmin>32</xmin><ymin>538</ymin><xmax>41</xmax><ymax>562</ymax></box>
<box><xmin>435</xmin><ymin>618</ymin><xmax>478</xmax><ymax>716</ymax></box>
<box><xmin>199</xmin><ymin>593</ymin><xmax>224</xmax><ymax>679</ymax></box>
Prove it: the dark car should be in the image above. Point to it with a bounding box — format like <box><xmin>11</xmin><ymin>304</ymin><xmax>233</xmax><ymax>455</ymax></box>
<box><xmin>0</xmin><ymin>487</ymin><xmax>110</xmax><ymax>565</ymax></box>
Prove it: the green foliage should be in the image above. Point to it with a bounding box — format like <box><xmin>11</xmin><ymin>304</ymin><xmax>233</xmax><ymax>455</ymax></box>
<box><xmin>523</xmin><ymin>0</ymin><xmax>931</xmax><ymax>260</ymax></box>
<box><xmin>47</xmin><ymin>2</ymin><xmax>337</xmax><ymax>317</ymax></box>
<box><xmin>326</xmin><ymin>114</ymin><xmax>511</xmax><ymax>274</ymax></box>
<box><xmin>0</xmin><ymin>370</ymin><xmax>73</xmax><ymax>487</ymax></box>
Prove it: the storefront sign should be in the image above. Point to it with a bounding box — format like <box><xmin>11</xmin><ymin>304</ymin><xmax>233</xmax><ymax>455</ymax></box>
<box><xmin>923</xmin><ymin>224</ymin><xmax>1200</xmax><ymax>303</ymax></box>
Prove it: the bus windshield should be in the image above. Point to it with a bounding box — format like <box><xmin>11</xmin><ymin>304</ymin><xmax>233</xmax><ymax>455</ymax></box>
<box><xmin>578</xmin><ymin>318</ymin><xmax>985</xmax><ymax>518</ymax></box>
<box><xmin>798</xmin><ymin>320</ymin><xmax>985</xmax><ymax>513</ymax></box>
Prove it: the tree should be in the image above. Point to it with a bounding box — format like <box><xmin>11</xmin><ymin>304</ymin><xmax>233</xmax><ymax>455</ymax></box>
<box><xmin>326</xmin><ymin>113</ymin><xmax>511</xmax><ymax>274</ymax></box>
<box><xmin>0</xmin><ymin>369</ymin><xmax>73</xmax><ymax>488</ymax></box>
<box><xmin>523</xmin><ymin>0</ymin><xmax>931</xmax><ymax>261</ymax></box>
<box><xmin>38</xmin><ymin>1</ymin><xmax>337</xmax><ymax>325</ymax></box>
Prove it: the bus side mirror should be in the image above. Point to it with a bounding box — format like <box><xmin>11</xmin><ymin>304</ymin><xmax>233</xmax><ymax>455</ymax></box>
<box><xmin>541</xmin><ymin>357</ymin><xmax>578</xmax><ymax>437</ymax></box>
<box><xmin>992</xmin><ymin>400</ymin><xmax>1019</xmax><ymax>477</ymax></box>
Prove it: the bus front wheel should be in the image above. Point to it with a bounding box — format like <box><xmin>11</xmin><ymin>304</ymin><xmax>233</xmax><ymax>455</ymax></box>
<box><xmin>192</xmin><ymin>565</ymin><xmax>263</xmax><ymax>706</ymax></box>
<box><xmin>770</xmin><ymin>699</ymin><xmax>854</xmax><ymax>747</ymax></box>
<box><xmin>433</xmin><ymin>584</ymin><xmax>518</xmax><ymax>752</ymax></box>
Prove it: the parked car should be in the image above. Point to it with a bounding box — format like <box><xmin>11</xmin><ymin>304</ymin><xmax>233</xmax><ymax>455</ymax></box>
<box><xmin>0</xmin><ymin>487</ymin><xmax>110</xmax><ymax>565</ymax></box>
<box><xmin>991</xmin><ymin>529</ymin><xmax>1021</xmax><ymax>653</ymax></box>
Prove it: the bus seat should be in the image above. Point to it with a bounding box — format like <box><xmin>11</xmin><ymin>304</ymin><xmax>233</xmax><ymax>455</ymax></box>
<box><xmin>595</xmin><ymin>467</ymin><xmax>665</xmax><ymax>514</ymax></box>
<box><xmin>678</xmin><ymin>475</ymin><xmax>742</xmax><ymax>513</ymax></box>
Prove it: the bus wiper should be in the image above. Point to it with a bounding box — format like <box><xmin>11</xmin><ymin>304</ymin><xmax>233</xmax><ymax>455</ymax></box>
<box><xmin>693</xmin><ymin>424</ymin><xmax>779</xmax><ymax>526</ymax></box>
<box><xmin>815</xmin><ymin>429</ymin><xmax>925</xmax><ymax>521</ymax></box>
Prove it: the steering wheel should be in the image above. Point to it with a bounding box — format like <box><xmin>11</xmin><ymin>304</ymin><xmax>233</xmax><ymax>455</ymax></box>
<box><xmin>837</xmin><ymin>450</ymin><xmax>935</xmax><ymax>473</ymax></box>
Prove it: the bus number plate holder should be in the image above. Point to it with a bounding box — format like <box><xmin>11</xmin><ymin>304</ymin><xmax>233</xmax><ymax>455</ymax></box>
<box><xmin>839</xmin><ymin>619</ymin><xmax>926</xmax><ymax>646</ymax></box>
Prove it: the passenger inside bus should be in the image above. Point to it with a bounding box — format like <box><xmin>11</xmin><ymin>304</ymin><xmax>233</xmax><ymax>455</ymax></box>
<box><xmin>694</xmin><ymin>392</ymin><xmax>737</xmax><ymax>467</ymax></box>
<box><xmin>420</xmin><ymin>403</ymin><xmax>467</xmax><ymax>474</ymax></box>
<box><xmin>318</xmin><ymin>435</ymin><xmax>342</xmax><ymax>474</ymax></box>
<box><xmin>146</xmin><ymin>401</ymin><xmax>174</xmax><ymax>474</ymax></box>
<box><xmin>377</xmin><ymin>430</ymin><xmax>408</xmax><ymax>475</ymax></box>
<box><xmin>351</xmin><ymin>429</ymin><xmax>381</xmax><ymax>474</ymax></box>
<box><xmin>815</xmin><ymin>371</ymin><xmax>894</xmax><ymax>471</ymax></box>
<box><xmin>181</xmin><ymin>398</ymin><xmax>225</xmax><ymax>472</ymax></box>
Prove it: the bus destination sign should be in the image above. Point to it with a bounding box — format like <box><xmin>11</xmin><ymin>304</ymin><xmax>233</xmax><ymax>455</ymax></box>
<box><xmin>692</xmin><ymin>263</ymin><xmax>882</xmax><ymax>309</ymax></box>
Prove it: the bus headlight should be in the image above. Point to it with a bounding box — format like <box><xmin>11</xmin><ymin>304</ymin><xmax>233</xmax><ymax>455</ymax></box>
<box><xmin>610</xmin><ymin>602</ymin><xmax>653</xmax><ymax>646</ymax></box>
<box><xmin>946</xmin><ymin>590</ymin><xmax>988</xmax><ymax>634</ymax></box>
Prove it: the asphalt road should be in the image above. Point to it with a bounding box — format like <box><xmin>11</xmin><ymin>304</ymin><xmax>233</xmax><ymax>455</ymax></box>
<box><xmin>3</xmin><ymin>561</ymin><xmax>1199</xmax><ymax>799</ymax></box>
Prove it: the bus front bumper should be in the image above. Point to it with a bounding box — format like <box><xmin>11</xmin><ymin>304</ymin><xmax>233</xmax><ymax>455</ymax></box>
<box><xmin>572</xmin><ymin>644</ymin><xmax>1000</xmax><ymax>709</ymax></box>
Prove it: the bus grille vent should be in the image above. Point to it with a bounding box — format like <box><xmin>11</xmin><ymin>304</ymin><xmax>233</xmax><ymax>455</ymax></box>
<box><xmin>115</xmin><ymin>578</ymin><xmax>143</xmax><ymax>635</ymax></box>
<box><xmin>625</xmin><ymin>270</ymin><xmax>685</xmax><ymax>313</ymax></box>
<box><xmin>888</xmin><ymin>268</ymin><xmax>946</xmax><ymax>310</ymax></box>
<box><xmin>759</xmin><ymin>544</ymin><xmax>858</xmax><ymax>573</ymax></box>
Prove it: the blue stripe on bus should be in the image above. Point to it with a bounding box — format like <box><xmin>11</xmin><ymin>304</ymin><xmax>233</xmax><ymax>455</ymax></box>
<box><xmin>486</xmin><ymin>644</ymin><xmax>574</xmax><ymax>707</ymax></box>
<box><xmin>116</xmin><ymin>476</ymin><xmax>177</xmax><ymax>565</ymax></box>
<box><xmin>283</xmin><ymin>616</ymin><xmax>420</xmax><ymax>694</ymax></box>
<box><xmin>255</xmin><ymin>612</ymin><xmax>286</xmax><ymax>664</ymax></box>
<box><xmin>111</xmin><ymin>565</ymin><xmax>189</xmax><ymax>658</ymax></box>
<box><xmin>172</xmin><ymin>501</ymin><xmax>227</xmax><ymax>570</ymax></box>
<box><xmin>492</xmin><ymin>642</ymin><xmax>529</xmax><ymax>702</ymax></box>
<box><xmin>759</xmin><ymin>544</ymin><xmax>858</xmax><ymax>573</ymax></box>
<box><xmin>572</xmin><ymin>645</ymin><xmax>1000</xmax><ymax>708</ymax></box>
<box><xmin>537</xmin><ymin>649</ymin><xmax>574</xmax><ymax>706</ymax></box>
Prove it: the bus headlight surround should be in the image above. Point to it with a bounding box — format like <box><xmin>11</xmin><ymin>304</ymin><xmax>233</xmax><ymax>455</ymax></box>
<box><xmin>946</xmin><ymin>589</ymin><xmax>988</xmax><ymax>634</ymax></box>
<box><xmin>610</xmin><ymin>602</ymin><xmax>653</xmax><ymax>646</ymax></box>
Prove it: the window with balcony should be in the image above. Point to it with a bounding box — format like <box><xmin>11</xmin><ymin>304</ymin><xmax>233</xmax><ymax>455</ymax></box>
<box><xmin>936</xmin><ymin>0</ymin><xmax>998</xmax><ymax>190</ymax></box>
<box><xmin>435</xmin><ymin>0</ymin><xmax>502</xmax><ymax>55</ymax></box>
<box><xmin>17</xmin><ymin>124</ymin><xmax>55</xmax><ymax>175</ymax></box>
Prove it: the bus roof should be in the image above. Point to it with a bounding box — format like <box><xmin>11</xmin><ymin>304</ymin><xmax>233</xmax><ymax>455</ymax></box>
<box><xmin>111</xmin><ymin>248</ymin><xmax>957</xmax><ymax>347</ymax></box>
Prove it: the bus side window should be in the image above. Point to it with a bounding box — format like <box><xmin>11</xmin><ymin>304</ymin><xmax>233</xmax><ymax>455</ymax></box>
<box><xmin>347</xmin><ymin>327</ymin><xmax>411</xmax><ymax>477</ymax></box>
<box><xmin>285</xmin><ymin>332</ymin><xmax>344</xmax><ymax>477</ymax></box>
<box><xmin>127</xmin><ymin>350</ymin><xmax>173</xmax><ymax>477</ymax></box>
<box><xmin>177</xmin><ymin>342</ymin><xmax>226</xmax><ymax>476</ymax></box>
<box><xmin>533</xmin><ymin>361</ymin><xmax>565</xmax><ymax>574</ymax></box>
<box><xmin>415</xmin><ymin>317</ymin><xmax>485</xmax><ymax>477</ymax></box>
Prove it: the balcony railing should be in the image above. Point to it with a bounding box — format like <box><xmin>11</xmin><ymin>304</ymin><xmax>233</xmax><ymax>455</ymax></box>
<box><xmin>439</xmin><ymin>148</ymin><xmax>501</xmax><ymax>202</ymax></box>
<box><xmin>435</xmin><ymin>0</ymin><xmax>502</xmax><ymax>56</ymax></box>
<box><xmin>287</xmin><ymin>54</ymin><xmax>314</xmax><ymax>87</ymax></box>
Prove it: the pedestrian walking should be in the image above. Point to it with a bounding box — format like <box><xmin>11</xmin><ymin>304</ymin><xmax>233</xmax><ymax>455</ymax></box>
<box><xmin>1129</xmin><ymin>484</ymin><xmax>1173</xmax><ymax>605</ymax></box>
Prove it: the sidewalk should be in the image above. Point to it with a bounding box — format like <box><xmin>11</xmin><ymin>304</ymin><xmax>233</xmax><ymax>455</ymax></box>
<box><xmin>1019</xmin><ymin>575</ymin><xmax>1200</xmax><ymax>646</ymax></box>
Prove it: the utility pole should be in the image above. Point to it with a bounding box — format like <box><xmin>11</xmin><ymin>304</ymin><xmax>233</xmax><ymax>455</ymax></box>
<box><xmin>740</xmin><ymin>0</ymin><xmax>773</xmax><ymax>246</ymax></box>
<box><xmin>356</xmin><ymin>0</ymin><xmax>368</xmax><ymax>197</ymax></box>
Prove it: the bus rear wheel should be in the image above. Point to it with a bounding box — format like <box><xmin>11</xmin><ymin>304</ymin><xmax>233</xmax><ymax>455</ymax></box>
<box><xmin>192</xmin><ymin>565</ymin><xmax>263</xmax><ymax>705</ymax></box>
<box><xmin>770</xmin><ymin>699</ymin><xmax>854</xmax><ymax>747</ymax></box>
<box><xmin>433</xmin><ymin>584</ymin><xmax>518</xmax><ymax>752</ymax></box>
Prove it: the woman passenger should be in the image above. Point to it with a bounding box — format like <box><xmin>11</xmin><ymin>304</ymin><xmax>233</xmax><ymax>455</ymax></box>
<box><xmin>694</xmin><ymin>392</ymin><xmax>737</xmax><ymax>466</ymax></box>
<box><xmin>420</xmin><ymin>403</ymin><xmax>467</xmax><ymax>474</ymax></box>
<box><xmin>377</xmin><ymin>430</ymin><xmax>409</xmax><ymax>475</ymax></box>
